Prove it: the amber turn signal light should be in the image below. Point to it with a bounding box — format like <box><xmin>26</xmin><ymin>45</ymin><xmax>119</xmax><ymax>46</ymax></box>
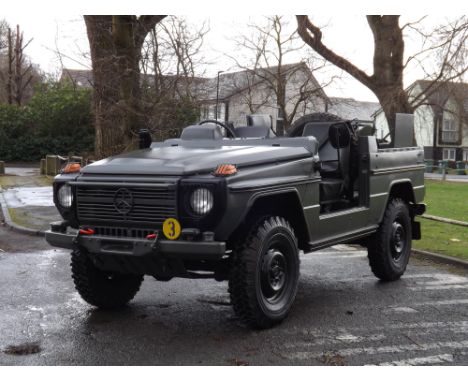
<box><xmin>62</xmin><ymin>163</ymin><xmax>81</xmax><ymax>174</ymax></box>
<box><xmin>214</xmin><ymin>164</ymin><xmax>237</xmax><ymax>176</ymax></box>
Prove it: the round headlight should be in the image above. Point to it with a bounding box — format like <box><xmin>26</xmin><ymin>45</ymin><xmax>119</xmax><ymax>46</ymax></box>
<box><xmin>189</xmin><ymin>188</ymin><xmax>214</xmax><ymax>215</ymax></box>
<box><xmin>58</xmin><ymin>184</ymin><xmax>73</xmax><ymax>208</ymax></box>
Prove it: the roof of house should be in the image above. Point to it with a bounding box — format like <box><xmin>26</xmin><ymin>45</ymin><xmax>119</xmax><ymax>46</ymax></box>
<box><xmin>60</xmin><ymin>69</ymin><xmax>94</xmax><ymax>88</ymax></box>
<box><xmin>199</xmin><ymin>62</ymin><xmax>329</xmax><ymax>102</ymax></box>
<box><xmin>373</xmin><ymin>80</ymin><xmax>468</xmax><ymax>117</ymax></box>
<box><xmin>410</xmin><ymin>80</ymin><xmax>468</xmax><ymax>115</ymax></box>
<box><xmin>327</xmin><ymin>97</ymin><xmax>380</xmax><ymax>121</ymax></box>
<box><xmin>60</xmin><ymin>62</ymin><xmax>329</xmax><ymax>103</ymax></box>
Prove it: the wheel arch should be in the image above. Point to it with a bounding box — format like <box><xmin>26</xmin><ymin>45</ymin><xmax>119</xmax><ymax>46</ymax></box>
<box><xmin>378</xmin><ymin>179</ymin><xmax>416</xmax><ymax>223</ymax></box>
<box><xmin>228</xmin><ymin>189</ymin><xmax>310</xmax><ymax>251</ymax></box>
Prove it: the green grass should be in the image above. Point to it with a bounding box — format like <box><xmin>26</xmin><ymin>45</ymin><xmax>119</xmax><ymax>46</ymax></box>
<box><xmin>413</xmin><ymin>180</ymin><xmax>468</xmax><ymax>261</ymax></box>
<box><xmin>0</xmin><ymin>175</ymin><xmax>53</xmax><ymax>189</ymax></box>
<box><xmin>423</xmin><ymin>180</ymin><xmax>468</xmax><ymax>222</ymax></box>
<box><xmin>414</xmin><ymin>218</ymin><xmax>468</xmax><ymax>260</ymax></box>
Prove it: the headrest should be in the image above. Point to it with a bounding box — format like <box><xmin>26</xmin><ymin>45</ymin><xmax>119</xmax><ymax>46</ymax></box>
<box><xmin>235</xmin><ymin>125</ymin><xmax>273</xmax><ymax>139</ymax></box>
<box><xmin>246</xmin><ymin>114</ymin><xmax>272</xmax><ymax>129</ymax></box>
<box><xmin>180</xmin><ymin>124</ymin><xmax>223</xmax><ymax>140</ymax></box>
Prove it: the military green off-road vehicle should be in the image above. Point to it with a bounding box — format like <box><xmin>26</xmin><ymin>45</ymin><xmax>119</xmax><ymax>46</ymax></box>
<box><xmin>46</xmin><ymin>112</ymin><xmax>425</xmax><ymax>329</ymax></box>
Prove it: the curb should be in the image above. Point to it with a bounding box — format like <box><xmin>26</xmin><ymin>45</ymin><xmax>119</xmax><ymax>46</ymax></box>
<box><xmin>420</xmin><ymin>214</ymin><xmax>468</xmax><ymax>227</ymax></box>
<box><xmin>412</xmin><ymin>249</ymin><xmax>468</xmax><ymax>270</ymax></box>
<box><xmin>0</xmin><ymin>186</ymin><xmax>46</xmax><ymax>237</ymax></box>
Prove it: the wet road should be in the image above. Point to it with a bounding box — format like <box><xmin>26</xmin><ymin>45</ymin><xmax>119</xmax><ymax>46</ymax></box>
<box><xmin>1</xmin><ymin>227</ymin><xmax>468</xmax><ymax>365</ymax></box>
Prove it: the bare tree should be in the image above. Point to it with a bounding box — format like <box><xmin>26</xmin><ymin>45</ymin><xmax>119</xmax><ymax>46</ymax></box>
<box><xmin>405</xmin><ymin>16</ymin><xmax>468</xmax><ymax>109</ymax></box>
<box><xmin>141</xmin><ymin>16</ymin><xmax>209</xmax><ymax>99</ymax></box>
<box><xmin>138</xmin><ymin>16</ymin><xmax>209</xmax><ymax>139</ymax></box>
<box><xmin>0</xmin><ymin>19</ymin><xmax>8</xmax><ymax>51</ymax></box>
<box><xmin>296</xmin><ymin>15</ymin><xmax>468</xmax><ymax>143</ymax></box>
<box><xmin>228</xmin><ymin>16</ymin><xmax>331</xmax><ymax>134</ymax></box>
<box><xmin>0</xmin><ymin>23</ymin><xmax>39</xmax><ymax>105</ymax></box>
<box><xmin>84</xmin><ymin>15</ymin><xmax>166</xmax><ymax>158</ymax></box>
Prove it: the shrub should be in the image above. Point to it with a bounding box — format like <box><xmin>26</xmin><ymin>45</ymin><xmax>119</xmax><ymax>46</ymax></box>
<box><xmin>0</xmin><ymin>83</ymin><xmax>94</xmax><ymax>162</ymax></box>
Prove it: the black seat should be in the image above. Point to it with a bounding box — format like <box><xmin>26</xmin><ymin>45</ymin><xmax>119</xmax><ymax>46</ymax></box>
<box><xmin>303</xmin><ymin>122</ymin><xmax>353</xmax><ymax>205</ymax></box>
<box><xmin>180</xmin><ymin>124</ymin><xmax>223</xmax><ymax>140</ymax></box>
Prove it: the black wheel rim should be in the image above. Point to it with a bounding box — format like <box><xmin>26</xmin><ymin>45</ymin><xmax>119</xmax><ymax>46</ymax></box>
<box><xmin>390</xmin><ymin>220</ymin><xmax>406</xmax><ymax>260</ymax></box>
<box><xmin>261</xmin><ymin>249</ymin><xmax>287</xmax><ymax>299</ymax></box>
<box><xmin>258</xmin><ymin>234</ymin><xmax>297</xmax><ymax>312</ymax></box>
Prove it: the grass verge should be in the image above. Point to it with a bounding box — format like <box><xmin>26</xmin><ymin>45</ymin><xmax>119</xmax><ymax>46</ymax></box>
<box><xmin>414</xmin><ymin>218</ymin><xmax>468</xmax><ymax>261</ymax></box>
<box><xmin>0</xmin><ymin>175</ymin><xmax>53</xmax><ymax>189</ymax></box>
<box><xmin>424</xmin><ymin>180</ymin><xmax>468</xmax><ymax>222</ymax></box>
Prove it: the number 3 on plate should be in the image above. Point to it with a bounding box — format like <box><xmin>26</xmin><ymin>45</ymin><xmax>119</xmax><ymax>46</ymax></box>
<box><xmin>162</xmin><ymin>218</ymin><xmax>181</xmax><ymax>240</ymax></box>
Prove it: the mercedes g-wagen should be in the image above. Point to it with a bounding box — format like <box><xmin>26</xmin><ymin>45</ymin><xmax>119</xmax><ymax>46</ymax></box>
<box><xmin>46</xmin><ymin>112</ymin><xmax>425</xmax><ymax>329</ymax></box>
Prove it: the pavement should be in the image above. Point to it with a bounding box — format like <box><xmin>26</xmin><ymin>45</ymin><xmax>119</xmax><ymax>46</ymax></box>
<box><xmin>0</xmin><ymin>166</ymin><xmax>60</xmax><ymax>233</ymax></box>
<box><xmin>425</xmin><ymin>173</ymin><xmax>468</xmax><ymax>182</ymax></box>
<box><xmin>0</xmin><ymin>228</ymin><xmax>468</xmax><ymax>366</ymax></box>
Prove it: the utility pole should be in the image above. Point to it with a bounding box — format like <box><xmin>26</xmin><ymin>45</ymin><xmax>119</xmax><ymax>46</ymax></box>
<box><xmin>215</xmin><ymin>70</ymin><xmax>224</xmax><ymax>120</ymax></box>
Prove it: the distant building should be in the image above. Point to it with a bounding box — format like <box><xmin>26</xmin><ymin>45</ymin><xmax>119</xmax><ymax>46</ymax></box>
<box><xmin>198</xmin><ymin>63</ymin><xmax>329</xmax><ymax>129</ymax></box>
<box><xmin>374</xmin><ymin>80</ymin><xmax>468</xmax><ymax>161</ymax></box>
<box><xmin>327</xmin><ymin>97</ymin><xmax>380</xmax><ymax>121</ymax></box>
<box><xmin>60</xmin><ymin>69</ymin><xmax>94</xmax><ymax>88</ymax></box>
<box><xmin>61</xmin><ymin>66</ymin><xmax>384</xmax><ymax>132</ymax></box>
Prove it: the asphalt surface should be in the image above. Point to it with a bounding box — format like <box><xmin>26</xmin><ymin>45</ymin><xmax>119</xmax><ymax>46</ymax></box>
<box><xmin>1</xmin><ymin>227</ymin><xmax>468</xmax><ymax>366</ymax></box>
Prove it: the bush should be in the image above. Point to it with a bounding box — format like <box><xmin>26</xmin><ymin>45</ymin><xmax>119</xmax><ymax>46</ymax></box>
<box><xmin>0</xmin><ymin>83</ymin><xmax>94</xmax><ymax>162</ymax></box>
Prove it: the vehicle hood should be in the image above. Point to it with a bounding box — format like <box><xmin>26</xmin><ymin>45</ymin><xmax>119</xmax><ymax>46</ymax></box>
<box><xmin>82</xmin><ymin>144</ymin><xmax>311</xmax><ymax>176</ymax></box>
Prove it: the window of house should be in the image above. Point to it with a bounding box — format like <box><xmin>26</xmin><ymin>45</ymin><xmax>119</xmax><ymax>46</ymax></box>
<box><xmin>463</xmin><ymin>149</ymin><xmax>468</xmax><ymax>162</ymax></box>
<box><xmin>200</xmin><ymin>104</ymin><xmax>225</xmax><ymax>121</ymax></box>
<box><xmin>443</xmin><ymin>148</ymin><xmax>456</xmax><ymax>161</ymax></box>
<box><xmin>442</xmin><ymin>118</ymin><xmax>458</xmax><ymax>142</ymax></box>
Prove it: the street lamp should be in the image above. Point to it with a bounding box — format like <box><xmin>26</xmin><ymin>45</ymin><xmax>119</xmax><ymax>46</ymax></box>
<box><xmin>215</xmin><ymin>70</ymin><xmax>224</xmax><ymax>121</ymax></box>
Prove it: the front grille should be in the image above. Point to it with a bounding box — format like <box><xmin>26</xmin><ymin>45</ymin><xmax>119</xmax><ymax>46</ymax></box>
<box><xmin>76</xmin><ymin>184</ymin><xmax>177</xmax><ymax>226</ymax></box>
<box><xmin>93</xmin><ymin>226</ymin><xmax>154</xmax><ymax>239</ymax></box>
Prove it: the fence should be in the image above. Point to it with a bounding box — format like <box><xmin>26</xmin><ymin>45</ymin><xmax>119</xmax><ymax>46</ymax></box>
<box><xmin>424</xmin><ymin>160</ymin><xmax>467</xmax><ymax>179</ymax></box>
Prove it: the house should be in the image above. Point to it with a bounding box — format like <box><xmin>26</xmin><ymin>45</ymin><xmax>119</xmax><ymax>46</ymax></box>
<box><xmin>374</xmin><ymin>80</ymin><xmax>468</xmax><ymax>162</ymax></box>
<box><xmin>327</xmin><ymin>97</ymin><xmax>380</xmax><ymax>121</ymax></box>
<box><xmin>61</xmin><ymin>63</ymin><xmax>330</xmax><ymax>131</ymax></box>
<box><xmin>61</xmin><ymin>66</ymin><xmax>384</xmax><ymax>134</ymax></box>
<box><xmin>60</xmin><ymin>69</ymin><xmax>94</xmax><ymax>88</ymax></box>
<box><xmin>197</xmin><ymin>63</ymin><xmax>329</xmax><ymax>129</ymax></box>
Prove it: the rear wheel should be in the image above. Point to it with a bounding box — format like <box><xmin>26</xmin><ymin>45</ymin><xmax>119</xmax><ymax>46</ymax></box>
<box><xmin>229</xmin><ymin>216</ymin><xmax>300</xmax><ymax>329</ymax></box>
<box><xmin>71</xmin><ymin>249</ymin><xmax>143</xmax><ymax>309</ymax></box>
<box><xmin>367</xmin><ymin>198</ymin><xmax>412</xmax><ymax>281</ymax></box>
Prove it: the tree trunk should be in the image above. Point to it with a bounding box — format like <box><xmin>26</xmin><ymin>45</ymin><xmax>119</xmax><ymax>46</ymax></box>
<box><xmin>6</xmin><ymin>28</ymin><xmax>13</xmax><ymax>105</ymax></box>
<box><xmin>84</xmin><ymin>15</ymin><xmax>165</xmax><ymax>159</ymax></box>
<box><xmin>375</xmin><ymin>86</ymin><xmax>413</xmax><ymax>143</ymax></box>
<box><xmin>296</xmin><ymin>15</ymin><xmax>415</xmax><ymax>143</ymax></box>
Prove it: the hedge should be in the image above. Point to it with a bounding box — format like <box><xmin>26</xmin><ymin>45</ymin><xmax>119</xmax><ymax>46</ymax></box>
<box><xmin>0</xmin><ymin>83</ymin><xmax>94</xmax><ymax>162</ymax></box>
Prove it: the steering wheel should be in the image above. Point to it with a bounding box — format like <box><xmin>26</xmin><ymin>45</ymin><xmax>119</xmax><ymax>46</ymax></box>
<box><xmin>199</xmin><ymin>119</ymin><xmax>236</xmax><ymax>138</ymax></box>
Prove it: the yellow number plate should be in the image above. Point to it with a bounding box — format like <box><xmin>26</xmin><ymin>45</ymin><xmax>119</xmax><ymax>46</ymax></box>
<box><xmin>162</xmin><ymin>218</ymin><xmax>181</xmax><ymax>240</ymax></box>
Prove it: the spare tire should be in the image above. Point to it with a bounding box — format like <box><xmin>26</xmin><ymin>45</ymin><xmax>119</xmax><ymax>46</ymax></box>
<box><xmin>287</xmin><ymin>112</ymin><xmax>343</xmax><ymax>137</ymax></box>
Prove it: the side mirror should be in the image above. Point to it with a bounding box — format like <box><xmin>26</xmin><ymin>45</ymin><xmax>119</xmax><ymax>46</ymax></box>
<box><xmin>139</xmin><ymin>129</ymin><xmax>152</xmax><ymax>149</ymax></box>
<box><xmin>329</xmin><ymin>123</ymin><xmax>351</xmax><ymax>149</ymax></box>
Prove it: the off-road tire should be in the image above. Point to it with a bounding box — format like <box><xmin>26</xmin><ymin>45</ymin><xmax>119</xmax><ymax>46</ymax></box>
<box><xmin>368</xmin><ymin>198</ymin><xmax>412</xmax><ymax>281</ymax></box>
<box><xmin>288</xmin><ymin>112</ymin><xmax>342</xmax><ymax>137</ymax></box>
<box><xmin>71</xmin><ymin>249</ymin><xmax>143</xmax><ymax>309</ymax></box>
<box><xmin>229</xmin><ymin>216</ymin><xmax>300</xmax><ymax>329</ymax></box>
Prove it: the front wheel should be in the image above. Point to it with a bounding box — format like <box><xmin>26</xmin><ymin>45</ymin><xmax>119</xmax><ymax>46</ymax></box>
<box><xmin>71</xmin><ymin>249</ymin><xmax>143</xmax><ymax>309</ymax></box>
<box><xmin>229</xmin><ymin>216</ymin><xmax>300</xmax><ymax>329</ymax></box>
<box><xmin>367</xmin><ymin>198</ymin><xmax>412</xmax><ymax>281</ymax></box>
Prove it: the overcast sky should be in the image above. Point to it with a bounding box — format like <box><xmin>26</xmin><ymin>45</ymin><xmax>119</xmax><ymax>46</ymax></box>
<box><xmin>1</xmin><ymin>13</ymin><xmax>462</xmax><ymax>102</ymax></box>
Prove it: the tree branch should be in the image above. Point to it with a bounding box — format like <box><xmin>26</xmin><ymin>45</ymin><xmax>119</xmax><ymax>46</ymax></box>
<box><xmin>296</xmin><ymin>15</ymin><xmax>373</xmax><ymax>90</ymax></box>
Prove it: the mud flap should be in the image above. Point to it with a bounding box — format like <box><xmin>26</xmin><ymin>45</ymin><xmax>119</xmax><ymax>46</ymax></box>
<box><xmin>412</xmin><ymin>220</ymin><xmax>421</xmax><ymax>240</ymax></box>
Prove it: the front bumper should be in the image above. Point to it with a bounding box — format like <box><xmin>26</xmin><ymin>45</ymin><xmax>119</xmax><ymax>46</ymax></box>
<box><xmin>45</xmin><ymin>226</ymin><xmax>226</xmax><ymax>261</ymax></box>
